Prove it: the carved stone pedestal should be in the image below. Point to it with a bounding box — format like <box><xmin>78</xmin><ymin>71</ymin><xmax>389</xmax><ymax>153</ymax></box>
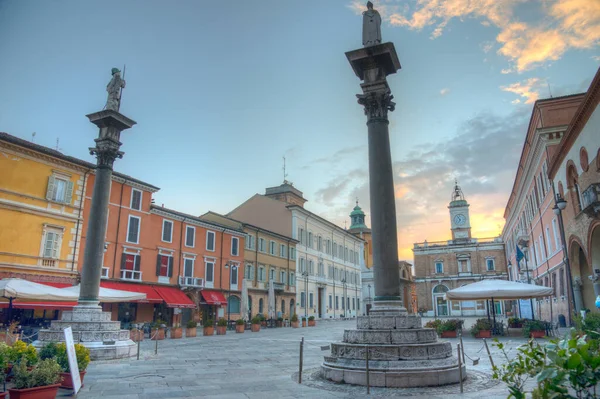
<box><xmin>34</xmin><ymin>307</ymin><xmax>136</xmax><ymax>360</ymax></box>
<box><xmin>321</xmin><ymin>309</ymin><xmax>465</xmax><ymax>387</ymax></box>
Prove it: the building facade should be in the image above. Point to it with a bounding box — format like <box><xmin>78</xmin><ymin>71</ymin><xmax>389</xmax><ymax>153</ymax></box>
<box><xmin>502</xmin><ymin>93</ymin><xmax>585</xmax><ymax>323</ymax></box>
<box><xmin>228</xmin><ymin>182</ymin><xmax>364</xmax><ymax>319</ymax></box>
<box><xmin>413</xmin><ymin>183</ymin><xmax>507</xmax><ymax>317</ymax></box>
<box><xmin>548</xmin><ymin>67</ymin><xmax>600</xmax><ymax>315</ymax></box>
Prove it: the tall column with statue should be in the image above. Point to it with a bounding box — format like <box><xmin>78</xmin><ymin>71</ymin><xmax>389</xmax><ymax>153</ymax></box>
<box><xmin>321</xmin><ymin>3</ymin><xmax>465</xmax><ymax>387</ymax></box>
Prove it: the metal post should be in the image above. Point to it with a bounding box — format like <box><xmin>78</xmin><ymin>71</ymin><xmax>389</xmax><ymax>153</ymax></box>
<box><xmin>365</xmin><ymin>344</ymin><xmax>370</xmax><ymax>395</ymax></box>
<box><xmin>457</xmin><ymin>344</ymin><xmax>463</xmax><ymax>393</ymax></box>
<box><xmin>556</xmin><ymin>202</ymin><xmax>576</xmax><ymax>325</ymax></box>
<box><xmin>137</xmin><ymin>336</ymin><xmax>141</xmax><ymax>360</ymax></box>
<box><xmin>524</xmin><ymin>254</ymin><xmax>535</xmax><ymax>321</ymax></box>
<box><xmin>483</xmin><ymin>338</ymin><xmax>494</xmax><ymax>368</ymax></box>
<box><xmin>458</xmin><ymin>331</ymin><xmax>465</xmax><ymax>364</ymax></box>
<box><xmin>298</xmin><ymin>336</ymin><xmax>304</xmax><ymax>384</ymax></box>
<box><xmin>154</xmin><ymin>331</ymin><xmax>158</xmax><ymax>355</ymax></box>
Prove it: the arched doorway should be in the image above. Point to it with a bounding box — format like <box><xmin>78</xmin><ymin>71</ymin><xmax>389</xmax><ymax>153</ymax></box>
<box><xmin>570</xmin><ymin>239</ymin><xmax>594</xmax><ymax>311</ymax></box>
<box><xmin>289</xmin><ymin>299</ymin><xmax>295</xmax><ymax>317</ymax></box>
<box><xmin>432</xmin><ymin>285</ymin><xmax>449</xmax><ymax>316</ymax></box>
<box><xmin>281</xmin><ymin>299</ymin><xmax>285</xmax><ymax>318</ymax></box>
<box><xmin>590</xmin><ymin>226</ymin><xmax>600</xmax><ymax>310</ymax></box>
<box><xmin>248</xmin><ymin>296</ymin><xmax>253</xmax><ymax>318</ymax></box>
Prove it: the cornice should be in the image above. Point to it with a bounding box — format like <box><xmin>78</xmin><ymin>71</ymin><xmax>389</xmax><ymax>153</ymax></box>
<box><xmin>150</xmin><ymin>207</ymin><xmax>246</xmax><ymax>238</ymax></box>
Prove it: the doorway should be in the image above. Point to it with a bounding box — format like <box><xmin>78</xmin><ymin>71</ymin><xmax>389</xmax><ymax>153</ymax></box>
<box><xmin>432</xmin><ymin>284</ymin><xmax>449</xmax><ymax>316</ymax></box>
<box><xmin>318</xmin><ymin>288</ymin><xmax>324</xmax><ymax>318</ymax></box>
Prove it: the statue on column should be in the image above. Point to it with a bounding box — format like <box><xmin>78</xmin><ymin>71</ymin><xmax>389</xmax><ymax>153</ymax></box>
<box><xmin>362</xmin><ymin>1</ymin><xmax>382</xmax><ymax>47</ymax></box>
<box><xmin>105</xmin><ymin>68</ymin><xmax>126</xmax><ymax>111</ymax></box>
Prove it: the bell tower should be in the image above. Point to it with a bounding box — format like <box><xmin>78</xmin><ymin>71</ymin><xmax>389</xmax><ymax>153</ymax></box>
<box><xmin>448</xmin><ymin>180</ymin><xmax>471</xmax><ymax>241</ymax></box>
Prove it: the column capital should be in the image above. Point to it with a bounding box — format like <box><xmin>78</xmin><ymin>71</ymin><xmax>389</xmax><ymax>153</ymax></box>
<box><xmin>89</xmin><ymin>138</ymin><xmax>123</xmax><ymax>169</ymax></box>
<box><xmin>357</xmin><ymin>89</ymin><xmax>395</xmax><ymax>122</ymax></box>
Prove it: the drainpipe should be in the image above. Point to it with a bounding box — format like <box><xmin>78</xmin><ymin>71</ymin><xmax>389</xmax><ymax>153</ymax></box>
<box><xmin>178</xmin><ymin>218</ymin><xmax>186</xmax><ymax>282</ymax></box>
<box><xmin>219</xmin><ymin>228</ymin><xmax>225</xmax><ymax>290</ymax></box>
<box><xmin>72</xmin><ymin>169</ymin><xmax>92</xmax><ymax>272</ymax></box>
<box><xmin>111</xmin><ymin>181</ymin><xmax>125</xmax><ymax>279</ymax></box>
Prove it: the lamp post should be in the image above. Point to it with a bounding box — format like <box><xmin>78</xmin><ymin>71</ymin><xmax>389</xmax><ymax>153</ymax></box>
<box><xmin>225</xmin><ymin>263</ymin><xmax>237</xmax><ymax>330</ymax></box>
<box><xmin>302</xmin><ymin>271</ymin><xmax>309</xmax><ymax>319</ymax></box>
<box><xmin>553</xmin><ymin>193</ymin><xmax>576</xmax><ymax>326</ymax></box>
<box><xmin>367</xmin><ymin>284</ymin><xmax>371</xmax><ymax>315</ymax></box>
<box><xmin>519</xmin><ymin>243</ymin><xmax>535</xmax><ymax>321</ymax></box>
<box><xmin>341</xmin><ymin>277</ymin><xmax>347</xmax><ymax>317</ymax></box>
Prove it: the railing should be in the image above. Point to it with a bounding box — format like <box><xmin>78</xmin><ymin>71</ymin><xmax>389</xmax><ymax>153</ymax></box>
<box><xmin>41</xmin><ymin>258</ymin><xmax>57</xmax><ymax>267</ymax></box>
<box><xmin>121</xmin><ymin>270</ymin><xmax>142</xmax><ymax>281</ymax></box>
<box><xmin>272</xmin><ymin>282</ymin><xmax>285</xmax><ymax>291</ymax></box>
<box><xmin>582</xmin><ymin>183</ymin><xmax>600</xmax><ymax>215</ymax></box>
<box><xmin>414</xmin><ymin>237</ymin><xmax>502</xmax><ymax>249</ymax></box>
<box><xmin>179</xmin><ymin>276</ymin><xmax>204</xmax><ymax>288</ymax></box>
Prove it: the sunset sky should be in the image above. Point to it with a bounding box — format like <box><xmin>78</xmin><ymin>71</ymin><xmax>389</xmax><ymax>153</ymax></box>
<box><xmin>0</xmin><ymin>0</ymin><xmax>599</xmax><ymax>261</ymax></box>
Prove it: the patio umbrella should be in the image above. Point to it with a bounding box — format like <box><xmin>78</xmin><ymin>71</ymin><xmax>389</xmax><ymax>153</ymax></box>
<box><xmin>268</xmin><ymin>280</ymin><xmax>276</xmax><ymax>320</ymax></box>
<box><xmin>59</xmin><ymin>284</ymin><xmax>146</xmax><ymax>302</ymax></box>
<box><xmin>240</xmin><ymin>279</ymin><xmax>249</xmax><ymax>322</ymax></box>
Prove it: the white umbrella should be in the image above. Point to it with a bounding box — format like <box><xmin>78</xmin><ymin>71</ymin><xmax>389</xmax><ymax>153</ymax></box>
<box><xmin>0</xmin><ymin>279</ymin><xmax>78</xmax><ymax>301</ymax></box>
<box><xmin>446</xmin><ymin>279</ymin><xmax>553</xmax><ymax>300</ymax></box>
<box><xmin>59</xmin><ymin>284</ymin><xmax>146</xmax><ymax>303</ymax></box>
<box><xmin>268</xmin><ymin>280</ymin><xmax>276</xmax><ymax>320</ymax></box>
<box><xmin>240</xmin><ymin>279</ymin><xmax>249</xmax><ymax>322</ymax></box>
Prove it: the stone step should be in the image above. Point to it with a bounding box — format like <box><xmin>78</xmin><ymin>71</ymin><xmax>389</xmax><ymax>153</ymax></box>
<box><xmin>343</xmin><ymin>328</ymin><xmax>437</xmax><ymax>344</ymax></box>
<box><xmin>356</xmin><ymin>315</ymin><xmax>422</xmax><ymax>330</ymax></box>
<box><xmin>330</xmin><ymin>341</ymin><xmax>453</xmax><ymax>361</ymax></box>
<box><xmin>60</xmin><ymin>310</ymin><xmax>112</xmax><ymax>322</ymax></box>
<box><xmin>37</xmin><ymin>329</ymin><xmax>130</xmax><ymax>343</ymax></box>
<box><xmin>49</xmin><ymin>320</ymin><xmax>121</xmax><ymax>331</ymax></box>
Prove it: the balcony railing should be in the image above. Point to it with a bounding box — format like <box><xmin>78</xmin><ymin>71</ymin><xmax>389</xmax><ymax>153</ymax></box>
<box><xmin>179</xmin><ymin>276</ymin><xmax>204</xmax><ymax>288</ymax></box>
<box><xmin>582</xmin><ymin>183</ymin><xmax>600</xmax><ymax>216</ymax></box>
<box><xmin>41</xmin><ymin>258</ymin><xmax>57</xmax><ymax>267</ymax></box>
<box><xmin>273</xmin><ymin>282</ymin><xmax>285</xmax><ymax>291</ymax></box>
<box><xmin>121</xmin><ymin>270</ymin><xmax>142</xmax><ymax>282</ymax></box>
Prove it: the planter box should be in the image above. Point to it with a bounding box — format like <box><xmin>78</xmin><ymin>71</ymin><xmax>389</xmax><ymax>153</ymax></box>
<box><xmin>129</xmin><ymin>329</ymin><xmax>144</xmax><ymax>342</ymax></box>
<box><xmin>291</xmin><ymin>321</ymin><xmax>299</xmax><ymax>328</ymax></box>
<box><xmin>8</xmin><ymin>383</ymin><xmax>61</xmax><ymax>399</ymax></box>
<box><xmin>170</xmin><ymin>328</ymin><xmax>183</xmax><ymax>339</ymax></box>
<box><xmin>236</xmin><ymin>324</ymin><xmax>245</xmax><ymax>333</ymax></box>
<box><xmin>0</xmin><ymin>392</ymin><xmax>6</xmax><ymax>398</ymax></box>
<box><xmin>301</xmin><ymin>321</ymin><xmax>307</xmax><ymax>327</ymax></box>
<box><xmin>186</xmin><ymin>327</ymin><xmax>197</xmax><ymax>338</ymax></box>
<box><xmin>530</xmin><ymin>330</ymin><xmax>545</xmax><ymax>338</ymax></box>
<box><xmin>509</xmin><ymin>324</ymin><xmax>523</xmax><ymax>328</ymax></box>
<box><xmin>251</xmin><ymin>324</ymin><xmax>260</xmax><ymax>332</ymax></box>
<box><xmin>216</xmin><ymin>326</ymin><xmax>227</xmax><ymax>335</ymax></box>
<box><xmin>203</xmin><ymin>326</ymin><xmax>214</xmax><ymax>336</ymax></box>
<box><xmin>475</xmin><ymin>330</ymin><xmax>492</xmax><ymax>338</ymax></box>
<box><xmin>441</xmin><ymin>330</ymin><xmax>457</xmax><ymax>338</ymax></box>
<box><xmin>151</xmin><ymin>328</ymin><xmax>165</xmax><ymax>340</ymax></box>
<box><xmin>308</xmin><ymin>320</ymin><xmax>316</xmax><ymax>327</ymax></box>
<box><xmin>60</xmin><ymin>371</ymin><xmax>86</xmax><ymax>389</ymax></box>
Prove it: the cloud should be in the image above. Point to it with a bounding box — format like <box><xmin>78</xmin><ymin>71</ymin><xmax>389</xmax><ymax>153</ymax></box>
<box><xmin>482</xmin><ymin>41</ymin><xmax>495</xmax><ymax>53</ymax></box>
<box><xmin>440</xmin><ymin>88</ymin><xmax>450</xmax><ymax>96</ymax></box>
<box><xmin>314</xmin><ymin>107</ymin><xmax>530</xmax><ymax>260</ymax></box>
<box><xmin>501</xmin><ymin>78</ymin><xmax>543</xmax><ymax>104</ymax></box>
<box><xmin>593</xmin><ymin>55</ymin><xmax>600</xmax><ymax>62</ymax></box>
<box><xmin>349</xmin><ymin>0</ymin><xmax>600</xmax><ymax>73</ymax></box>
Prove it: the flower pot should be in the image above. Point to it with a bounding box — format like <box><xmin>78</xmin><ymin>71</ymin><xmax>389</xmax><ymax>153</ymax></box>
<box><xmin>441</xmin><ymin>330</ymin><xmax>457</xmax><ymax>338</ymax></box>
<box><xmin>170</xmin><ymin>327</ymin><xmax>183</xmax><ymax>339</ymax></box>
<box><xmin>260</xmin><ymin>321</ymin><xmax>267</xmax><ymax>327</ymax></box>
<box><xmin>276</xmin><ymin>321</ymin><xmax>283</xmax><ymax>327</ymax></box>
<box><xmin>130</xmin><ymin>329</ymin><xmax>144</xmax><ymax>342</ymax></box>
<box><xmin>302</xmin><ymin>321</ymin><xmax>307</xmax><ymax>327</ymax></box>
<box><xmin>216</xmin><ymin>326</ymin><xmax>227</xmax><ymax>335</ymax></box>
<box><xmin>60</xmin><ymin>371</ymin><xmax>86</xmax><ymax>389</ymax></box>
<box><xmin>8</xmin><ymin>383</ymin><xmax>61</xmax><ymax>399</ymax></box>
<box><xmin>151</xmin><ymin>328</ymin><xmax>165</xmax><ymax>340</ymax></box>
<box><xmin>203</xmin><ymin>326</ymin><xmax>214</xmax><ymax>336</ymax></box>
<box><xmin>475</xmin><ymin>330</ymin><xmax>492</xmax><ymax>338</ymax></box>
<box><xmin>251</xmin><ymin>324</ymin><xmax>260</xmax><ymax>332</ymax></box>
<box><xmin>308</xmin><ymin>320</ymin><xmax>316</xmax><ymax>327</ymax></box>
<box><xmin>236</xmin><ymin>324</ymin><xmax>245</xmax><ymax>333</ymax></box>
<box><xmin>291</xmin><ymin>321</ymin><xmax>299</xmax><ymax>328</ymax></box>
<box><xmin>530</xmin><ymin>330</ymin><xmax>545</xmax><ymax>338</ymax></box>
<box><xmin>186</xmin><ymin>327</ymin><xmax>197</xmax><ymax>338</ymax></box>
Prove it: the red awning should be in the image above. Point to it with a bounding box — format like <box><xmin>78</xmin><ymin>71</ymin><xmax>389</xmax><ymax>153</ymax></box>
<box><xmin>200</xmin><ymin>290</ymin><xmax>227</xmax><ymax>306</ymax></box>
<box><xmin>153</xmin><ymin>286</ymin><xmax>196</xmax><ymax>309</ymax></box>
<box><xmin>100</xmin><ymin>281</ymin><xmax>163</xmax><ymax>303</ymax></box>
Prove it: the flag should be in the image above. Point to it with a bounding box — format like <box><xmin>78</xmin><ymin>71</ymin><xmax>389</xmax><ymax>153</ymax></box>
<box><xmin>516</xmin><ymin>245</ymin><xmax>524</xmax><ymax>263</ymax></box>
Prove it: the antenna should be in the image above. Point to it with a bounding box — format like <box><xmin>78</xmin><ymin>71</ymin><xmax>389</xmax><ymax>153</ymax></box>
<box><xmin>283</xmin><ymin>156</ymin><xmax>288</xmax><ymax>183</ymax></box>
<box><xmin>547</xmin><ymin>80</ymin><xmax>553</xmax><ymax>98</ymax></box>
<box><xmin>55</xmin><ymin>138</ymin><xmax>62</xmax><ymax>152</ymax></box>
<box><xmin>31</xmin><ymin>132</ymin><xmax>36</xmax><ymax>143</ymax></box>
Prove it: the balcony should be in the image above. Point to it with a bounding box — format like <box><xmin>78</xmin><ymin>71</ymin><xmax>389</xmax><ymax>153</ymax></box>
<box><xmin>273</xmin><ymin>282</ymin><xmax>285</xmax><ymax>291</ymax></box>
<box><xmin>121</xmin><ymin>270</ymin><xmax>142</xmax><ymax>282</ymax></box>
<box><xmin>40</xmin><ymin>258</ymin><xmax>57</xmax><ymax>267</ymax></box>
<box><xmin>582</xmin><ymin>183</ymin><xmax>600</xmax><ymax>216</ymax></box>
<box><xmin>516</xmin><ymin>229</ymin><xmax>530</xmax><ymax>247</ymax></box>
<box><xmin>179</xmin><ymin>276</ymin><xmax>204</xmax><ymax>288</ymax></box>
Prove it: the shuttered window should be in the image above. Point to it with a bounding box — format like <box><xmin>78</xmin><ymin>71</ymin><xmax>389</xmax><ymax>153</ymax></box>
<box><xmin>156</xmin><ymin>254</ymin><xmax>173</xmax><ymax>277</ymax></box>
<box><xmin>205</xmin><ymin>261</ymin><xmax>214</xmax><ymax>282</ymax></box>
<box><xmin>127</xmin><ymin>216</ymin><xmax>140</xmax><ymax>243</ymax></box>
<box><xmin>42</xmin><ymin>231</ymin><xmax>60</xmax><ymax>258</ymax></box>
<box><xmin>185</xmin><ymin>226</ymin><xmax>195</xmax><ymax>247</ymax></box>
<box><xmin>46</xmin><ymin>175</ymin><xmax>74</xmax><ymax>204</ymax></box>
<box><xmin>162</xmin><ymin>220</ymin><xmax>173</xmax><ymax>242</ymax></box>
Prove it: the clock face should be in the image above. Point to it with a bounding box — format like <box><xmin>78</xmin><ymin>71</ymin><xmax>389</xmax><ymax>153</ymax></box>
<box><xmin>454</xmin><ymin>214</ymin><xmax>466</xmax><ymax>226</ymax></box>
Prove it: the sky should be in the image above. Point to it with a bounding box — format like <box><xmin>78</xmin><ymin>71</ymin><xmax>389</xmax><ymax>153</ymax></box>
<box><xmin>0</xmin><ymin>0</ymin><xmax>599</xmax><ymax>261</ymax></box>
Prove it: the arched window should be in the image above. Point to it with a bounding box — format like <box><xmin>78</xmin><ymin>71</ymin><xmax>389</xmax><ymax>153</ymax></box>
<box><xmin>248</xmin><ymin>296</ymin><xmax>252</xmax><ymax>312</ymax></box>
<box><xmin>281</xmin><ymin>299</ymin><xmax>285</xmax><ymax>315</ymax></box>
<box><xmin>432</xmin><ymin>284</ymin><xmax>449</xmax><ymax>294</ymax></box>
<box><xmin>228</xmin><ymin>295</ymin><xmax>240</xmax><ymax>314</ymax></box>
<box><xmin>567</xmin><ymin>163</ymin><xmax>582</xmax><ymax>213</ymax></box>
<box><xmin>259</xmin><ymin>298</ymin><xmax>264</xmax><ymax>314</ymax></box>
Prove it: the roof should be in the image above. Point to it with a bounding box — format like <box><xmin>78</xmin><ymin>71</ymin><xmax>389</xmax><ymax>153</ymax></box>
<box><xmin>265</xmin><ymin>182</ymin><xmax>305</xmax><ymax>199</ymax></box>
<box><xmin>227</xmin><ymin>194</ymin><xmax>293</xmax><ymax>238</ymax></box>
<box><xmin>151</xmin><ymin>205</ymin><xmax>245</xmax><ymax>234</ymax></box>
<box><xmin>286</xmin><ymin>204</ymin><xmax>365</xmax><ymax>242</ymax></box>
<box><xmin>201</xmin><ymin>211</ymin><xmax>297</xmax><ymax>242</ymax></box>
<box><xmin>0</xmin><ymin>132</ymin><xmax>160</xmax><ymax>191</ymax></box>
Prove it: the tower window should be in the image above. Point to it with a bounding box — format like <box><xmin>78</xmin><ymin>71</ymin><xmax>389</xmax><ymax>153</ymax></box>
<box><xmin>435</xmin><ymin>262</ymin><xmax>443</xmax><ymax>274</ymax></box>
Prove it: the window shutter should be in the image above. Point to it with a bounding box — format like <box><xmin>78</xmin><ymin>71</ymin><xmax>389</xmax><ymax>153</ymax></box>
<box><xmin>120</xmin><ymin>253</ymin><xmax>127</xmax><ymax>270</ymax></box>
<box><xmin>52</xmin><ymin>233</ymin><xmax>60</xmax><ymax>258</ymax></box>
<box><xmin>156</xmin><ymin>254</ymin><xmax>162</xmax><ymax>276</ymax></box>
<box><xmin>134</xmin><ymin>255</ymin><xmax>141</xmax><ymax>271</ymax></box>
<box><xmin>46</xmin><ymin>176</ymin><xmax>56</xmax><ymax>200</ymax></box>
<box><xmin>65</xmin><ymin>181</ymin><xmax>74</xmax><ymax>204</ymax></box>
<box><xmin>168</xmin><ymin>256</ymin><xmax>174</xmax><ymax>277</ymax></box>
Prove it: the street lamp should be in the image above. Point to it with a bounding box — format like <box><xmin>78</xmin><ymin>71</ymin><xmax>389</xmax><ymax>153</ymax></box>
<box><xmin>301</xmin><ymin>271</ymin><xmax>309</xmax><ymax>319</ymax></box>
<box><xmin>341</xmin><ymin>277</ymin><xmax>347</xmax><ymax>317</ymax></box>
<box><xmin>553</xmin><ymin>193</ymin><xmax>575</xmax><ymax>326</ymax></box>
<box><xmin>225</xmin><ymin>263</ymin><xmax>238</xmax><ymax>330</ymax></box>
<box><xmin>519</xmin><ymin>242</ymin><xmax>536</xmax><ymax>321</ymax></box>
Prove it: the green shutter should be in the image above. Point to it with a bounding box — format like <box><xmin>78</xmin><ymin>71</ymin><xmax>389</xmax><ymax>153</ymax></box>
<box><xmin>156</xmin><ymin>254</ymin><xmax>162</xmax><ymax>276</ymax></box>
<box><xmin>120</xmin><ymin>253</ymin><xmax>127</xmax><ymax>269</ymax></box>
<box><xmin>134</xmin><ymin>255</ymin><xmax>141</xmax><ymax>271</ymax></box>
<box><xmin>65</xmin><ymin>181</ymin><xmax>74</xmax><ymax>204</ymax></box>
<box><xmin>168</xmin><ymin>256</ymin><xmax>174</xmax><ymax>277</ymax></box>
<box><xmin>46</xmin><ymin>176</ymin><xmax>56</xmax><ymax>200</ymax></box>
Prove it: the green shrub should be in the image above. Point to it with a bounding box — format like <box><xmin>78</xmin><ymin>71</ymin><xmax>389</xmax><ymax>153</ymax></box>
<box><xmin>301</xmin><ymin>317</ymin><xmax>307</xmax><ymax>322</ymax></box>
<box><xmin>186</xmin><ymin>320</ymin><xmax>198</xmax><ymax>329</ymax></box>
<box><xmin>438</xmin><ymin>319</ymin><xmax>464</xmax><ymax>334</ymax></box>
<box><xmin>54</xmin><ymin>343</ymin><xmax>90</xmax><ymax>372</ymax></box>
<box><xmin>291</xmin><ymin>314</ymin><xmax>298</xmax><ymax>322</ymax></box>
<box><xmin>236</xmin><ymin>319</ymin><xmax>245</xmax><ymax>325</ymax></box>
<box><xmin>277</xmin><ymin>317</ymin><xmax>284</xmax><ymax>322</ymax></box>
<box><xmin>0</xmin><ymin>343</ymin><xmax>10</xmax><ymax>370</ymax></box>
<box><xmin>251</xmin><ymin>316</ymin><xmax>261</xmax><ymax>324</ymax></box>
<box><xmin>470</xmin><ymin>318</ymin><xmax>493</xmax><ymax>337</ymax></box>
<box><xmin>9</xmin><ymin>341</ymin><xmax>38</xmax><ymax>366</ymax></box>
<box><xmin>508</xmin><ymin>317</ymin><xmax>523</xmax><ymax>327</ymax></box>
<box><xmin>12</xmin><ymin>358</ymin><xmax>62</xmax><ymax>389</ymax></box>
<box><xmin>308</xmin><ymin>316</ymin><xmax>315</xmax><ymax>321</ymax></box>
<box><xmin>580</xmin><ymin>312</ymin><xmax>600</xmax><ymax>333</ymax></box>
<box><xmin>217</xmin><ymin>318</ymin><xmax>228</xmax><ymax>327</ymax></box>
<box><xmin>151</xmin><ymin>319</ymin><xmax>166</xmax><ymax>329</ymax></box>
<box><xmin>522</xmin><ymin>320</ymin><xmax>547</xmax><ymax>337</ymax></box>
<box><xmin>203</xmin><ymin>319</ymin><xmax>214</xmax><ymax>328</ymax></box>
<box><xmin>38</xmin><ymin>342</ymin><xmax>58</xmax><ymax>361</ymax></box>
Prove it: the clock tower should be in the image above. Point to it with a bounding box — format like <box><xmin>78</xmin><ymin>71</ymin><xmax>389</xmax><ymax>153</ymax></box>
<box><xmin>448</xmin><ymin>180</ymin><xmax>471</xmax><ymax>241</ymax></box>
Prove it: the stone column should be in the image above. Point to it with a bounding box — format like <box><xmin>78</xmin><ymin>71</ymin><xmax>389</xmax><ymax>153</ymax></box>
<box><xmin>573</xmin><ymin>277</ymin><xmax>584</xmax><ymax>313</ymax></box>
<box><xmin>346</xmin><ymin>43</ymin><xmax>403</xmax><ymax>312</ymax></box>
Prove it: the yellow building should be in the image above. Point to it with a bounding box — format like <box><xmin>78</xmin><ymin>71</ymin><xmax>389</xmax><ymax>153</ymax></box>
<box><xmin>0</xmin><ymin>133</ymin><xmax>93</xmax><ymax>284</ymax></box>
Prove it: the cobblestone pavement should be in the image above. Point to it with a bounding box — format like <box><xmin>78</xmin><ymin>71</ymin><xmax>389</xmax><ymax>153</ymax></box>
<box><xmin>72</xmin><ymin>319</ymin><xmax>538</xmax><ymax>399</ymax></box>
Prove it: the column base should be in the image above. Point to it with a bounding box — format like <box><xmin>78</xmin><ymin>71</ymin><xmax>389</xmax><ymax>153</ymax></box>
<box><xmin>370</xmin><ymin>299</ymin><xmax>407</xmax><ymax>316</ymax></box>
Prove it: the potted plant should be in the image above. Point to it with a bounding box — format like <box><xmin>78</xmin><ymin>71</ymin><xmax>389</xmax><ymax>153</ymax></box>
<box><xmin>251</xmin><ymin>317</ymin><xmax>261</xmax><ymax>332</ymax></box>
<box><xmin>508</xmin><ymin>317</ymin><xmax>523</xmax><ymax>328</ymax></box>
<box><xmin>470</xmin><ymin>318</ymin><xmax>493</xmax><ymax>338</ymax></box>
<box><xmin>437</xmin><ymin>319</ymin><xmax>464</xmax><ymax>338</ymax></box>
<box><xmin>203</xmin><ymin>319</ymin><xmax>214</xmax><ymax>336</ymax></box>
<box><xmin>216</xmin><ymin>318</ymin><xmax>227</xmax><ymax>335</ymax></box>
<box><xmin>9</xmin><ymin>341</ymin><xmax>38</xmax><ymax>368</ymax></box>
<box><xmin>0</xmin><ymin>370</ymin><xmax>5</xmax><ymax>399</ymax></box>
<box><xmin>170</xmin><ymin>323</ymin><xmax>183</xmax><ymax>339</ymax></box>
<box><xmin>308</xmin><ymin>316</ymin><xmax>316</xmax><ymax>327</ymax></box>
<box><xmin>54</xmin><ymin>343</ymin><xmax>90</xmax><ymax>389</ymax></box>
<box><xmin>151</xmin><ymin>320</ymin><xmax>166</xmax><ymax>340</ymax></box>
<box><xmin>186</xmin><ymin>320</ymin><xmax>198</xmax><ymax>337</ymax></box>
<box><xmin>9</xmin><ymin>358</ymin><xmax>62</xmax><ymax>399</ymax></box>
<box><xmin>260</xmin><ymin>314</ymin><xmax>267</xmax><ymax>327</ymax></box>
<box><xmin>277</xmin><ymin>317</ymin><xmax>283</xmax><ymax>327</ymax></box>
<box><xmin>291</xmin><ymin>314</ymin><xmax>299</xmax><ymax>328</ymax></box>
<box><xmin>424</xmin><ymin>319</ymin><xmax>442</xmax><ymax>332</ymax></box>
<box><xmin>129</xmin><ymin>326</ymin><xmax>144</xmax><ymax>342</ymax></box>
<box><xmin>523</xmin><ymin>320</ymin><xmax>546</xmax><ymax>338</ymax></box>
<box><xmin>301</xmin><ymin>317</ymin><xmax>307</xmax><ymax>327</ymax></box>
<box><xmin>235</xmin><ymin>319</ymin><xmax>245</xmax><ymax>333</ymax></box>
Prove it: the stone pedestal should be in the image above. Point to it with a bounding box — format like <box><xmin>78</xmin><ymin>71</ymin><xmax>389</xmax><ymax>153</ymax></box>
<box><xmin>34</xmin><ymin>307</ymin><xmax>136</xmax><ymax>360</ymax></box>
<box><xmin>321</xmin><ymin>312</ymin><xmax>465</xmax><ymax>387</ymax></box>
